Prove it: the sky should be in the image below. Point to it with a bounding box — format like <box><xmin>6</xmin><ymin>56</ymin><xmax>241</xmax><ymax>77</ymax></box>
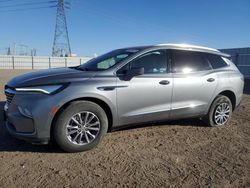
<box><xmin>0</xmin><ymin>0</ymin><xmax>250</xmax><ymax>56</ymax></box>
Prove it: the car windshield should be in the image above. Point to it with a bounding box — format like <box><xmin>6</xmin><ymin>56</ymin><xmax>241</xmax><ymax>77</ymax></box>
<box><xmin>76</xmin><ymin>48</ymin><xmax>141</xmax><ymax>71</ymax></box>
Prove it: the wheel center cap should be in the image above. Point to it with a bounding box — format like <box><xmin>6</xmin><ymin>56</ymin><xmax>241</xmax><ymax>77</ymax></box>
<box><xmin>80</xmin><ymin>125</ymin><xmax>86</xmax><ymax>132</ymax></box>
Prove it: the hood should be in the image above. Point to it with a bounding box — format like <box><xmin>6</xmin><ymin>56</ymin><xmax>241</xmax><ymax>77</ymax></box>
<box><xmin>7</xmin><ymin>67</ymin><xmax>97</xmax><ymax>88</ymax></box>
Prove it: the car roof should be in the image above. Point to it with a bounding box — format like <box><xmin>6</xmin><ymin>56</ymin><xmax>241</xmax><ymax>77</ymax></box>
<box><xmin>120</xmin><ymin>43</ymin><xmax>230</xmax><ymax>58</ymax></box>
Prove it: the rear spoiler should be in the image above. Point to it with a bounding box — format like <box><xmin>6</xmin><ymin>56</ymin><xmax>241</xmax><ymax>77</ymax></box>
<box><xmin>217</xmin><ymin>51</ymin><xmax>231</xmax><ymax>58</ymax></box>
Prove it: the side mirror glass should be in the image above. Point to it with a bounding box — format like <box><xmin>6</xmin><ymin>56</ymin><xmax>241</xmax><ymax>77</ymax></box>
<box><xmin>120</xmin><ymin>67</ymin><xmax>144</xmax><ymax>81</ymax></box>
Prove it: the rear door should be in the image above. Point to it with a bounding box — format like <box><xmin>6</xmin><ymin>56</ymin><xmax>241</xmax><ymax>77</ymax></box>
<box><xmin>170</xmin><ymin>49</ymin><xmax>218</xmax><ymax>119</ymax></box>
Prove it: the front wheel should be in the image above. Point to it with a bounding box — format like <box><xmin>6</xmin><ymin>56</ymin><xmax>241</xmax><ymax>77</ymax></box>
<box><xmin>53</xmin><ymin>101</ymin><xmax>108</xmax><ymax>152</ymax></box>
<box><xmin>204</xmin><ymin>95</ymin><xmax>232</xmax><ymax>127</ymax></box>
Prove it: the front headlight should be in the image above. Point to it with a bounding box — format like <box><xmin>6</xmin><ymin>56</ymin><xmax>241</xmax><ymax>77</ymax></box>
<box><xmin>15</xmin><ymin>84</ymin><xmax>67</xmax><ymax>95</ymax></box>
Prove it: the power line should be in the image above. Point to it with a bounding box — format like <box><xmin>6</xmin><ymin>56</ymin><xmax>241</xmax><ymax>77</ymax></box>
<box><xmin>0</xmin><ymin>1</ymin><xmax>56</xmax><ymax>9</ymax></box>
<box><xmin>0</xmin><ymin>5</ymin><xmax>56</xmax><ymax>12</ymax></box>
<box><xmin>0</xmin><ymin>0</ymin><xmax>49</xmax><ymax>3</ymax></box>
<box><xmin>0</xmin><ymin>0</ymin><xmax>17</xmax><ymax>2</ymax></box>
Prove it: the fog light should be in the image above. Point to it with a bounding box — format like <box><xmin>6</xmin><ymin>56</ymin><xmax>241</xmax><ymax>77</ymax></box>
<box><xmin>4</xmin><ymin>103</ymin><xmax>8</xmax><ymax>111</ymax></box>
<box><xmin>18</xmin><ymin>106</ymin><xmax>32</xmax><ymax>118</ymax></box>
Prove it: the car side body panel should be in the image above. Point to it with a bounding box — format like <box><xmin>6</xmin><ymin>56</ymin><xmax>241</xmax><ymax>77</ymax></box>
<box><xmin>116</xmin><ymin>74</ymin><xmax>173</xmax><ymax>126</ymax></box>
<box><xmin>170</xmin><ymin>70</ymin><xmax>218</xmax><ymax>119</ymax></box>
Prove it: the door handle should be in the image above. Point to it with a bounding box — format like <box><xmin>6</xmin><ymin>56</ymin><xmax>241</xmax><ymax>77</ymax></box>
<box><xmin>207</xmin><ymin>78</ymin><xmax>215</xmax><ymax>82</ymax></box>
<box><xmin>159</xmin><ymin>80</ymin><xmax>170</xmax><ymax>85</ymax></box>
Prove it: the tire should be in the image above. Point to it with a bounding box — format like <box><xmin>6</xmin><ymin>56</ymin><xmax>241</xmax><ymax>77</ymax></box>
<box><xmin>53</xmin><ymin>101</ymin><xmax>108</xmax><ymax>152</ymax></box>
<box><xmin>204</xmin><ymin>95</ymin><xmax>232</xmax><ymax>127</ymax></box>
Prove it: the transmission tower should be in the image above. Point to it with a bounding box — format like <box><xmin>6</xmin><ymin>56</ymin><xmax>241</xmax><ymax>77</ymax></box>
<box><xmin>52</xmin><ymin>0</ymin><xmax>71</xmax><ymax>57</ymax></box>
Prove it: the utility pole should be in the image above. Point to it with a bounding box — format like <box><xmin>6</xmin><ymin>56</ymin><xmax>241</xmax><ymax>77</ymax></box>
<box><xmin>13</xmin><ymin>42</ymin><xmax>16</xmax><ymax>55</ymax></box>
<box><xmin>31</xmin><ymin>48</ymin><xmax>37</xmax><ymax>56</ymax></box>
<box><xmin>52</xmin><ymin>0</ymin><xmax>71</xmax><ymax>57</ymax></box>
<box><xmin>7</xmin><ymin>47</ymin><xmax>11</xmax><ymax>55</ymax></box>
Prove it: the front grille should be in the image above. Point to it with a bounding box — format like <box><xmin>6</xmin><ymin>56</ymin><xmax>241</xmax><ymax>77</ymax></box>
<box><xmin>5</xmin><ymin>87</ymin><xmax>15</xmax><ymax>105</ymax></box>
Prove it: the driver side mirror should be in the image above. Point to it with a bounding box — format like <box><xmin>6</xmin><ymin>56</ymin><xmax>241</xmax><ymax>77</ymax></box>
<box><xmin>120</xmin><ymin>67</ymin><xmax>144</xmax><ymax>81</ymax></box>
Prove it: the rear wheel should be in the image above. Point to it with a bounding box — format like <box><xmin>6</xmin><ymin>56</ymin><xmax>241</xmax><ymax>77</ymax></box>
<box><xmin>53</xmin><ymin>101</ymin><xmax>108</xmax><ymax>152</ymax></box>
<box><xmin>204</xmin><ymin>95</ymin><xmax>232</xmax><ymax>127</ymax></box>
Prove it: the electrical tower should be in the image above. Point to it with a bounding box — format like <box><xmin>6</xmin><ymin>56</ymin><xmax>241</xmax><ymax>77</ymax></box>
<box><xmin>52</xmin><ymin>0</ymin><xmax>71</xmax><ymax>57</ymax></box>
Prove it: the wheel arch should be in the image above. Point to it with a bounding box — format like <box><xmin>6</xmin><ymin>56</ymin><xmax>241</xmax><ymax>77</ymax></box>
<box><xmin>50</xmin><ymin>97</ymin><xmax>114</xmax><ymax>138</ymax></box>
<box><xmin>217</xmin><ymin>90</ymin><xmax>236</xmax><ymax>110</ymax></box>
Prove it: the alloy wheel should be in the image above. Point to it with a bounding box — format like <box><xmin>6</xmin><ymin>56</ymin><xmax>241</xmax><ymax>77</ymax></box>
<box><xmin>214</xmin><ymin>103</ymin><xmax>230</xmax><ymax>126</ymax></box>
<box><xmin>66</xmin><ymin>111</ymin><xmax>100</xmax><ymax>145</ymax></box>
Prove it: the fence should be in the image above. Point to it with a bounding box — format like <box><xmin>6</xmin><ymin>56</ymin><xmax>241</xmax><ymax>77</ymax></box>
<box><xmin>1</xmin><ymin>51</ymin><xmax>250</xmax><ymax>77</ymax></box>
<box><xmin>220</xmin><ymin>48</ymin><xmax>250</xmax><ymax>78</ymax></box>
<box><xmin>232</xmin><ymin>54</ymin><xmax>250</xmax><ymax>78</ymax></box>
<box><xmin>0</xmin><ymin>55</ymin><xmax>93</xmax><ymax>69</ymax></box>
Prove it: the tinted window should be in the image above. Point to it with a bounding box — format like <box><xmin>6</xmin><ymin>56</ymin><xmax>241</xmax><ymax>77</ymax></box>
<box><xmin>131</xmin><ymin>50</ymin><xmax>167</xmax><ymax>74</ymax></box>
<box><xmin>206</xmin><ymin>54</ymin><xmax>228</xmax><ymax>69</ymax></box>
<box><xmin>118</xmin><ymin>50</ymin><xmax>167</xmax><ymax>74</ymax></box>
<box><xmin>171</xmin><ymin>50</ymin><xmax>211</xmax><ymax>73</ymax></box>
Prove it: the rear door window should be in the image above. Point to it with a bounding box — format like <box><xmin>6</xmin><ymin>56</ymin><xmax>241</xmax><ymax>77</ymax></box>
<box><xmin>171</xmin><ymin>50</ymin><xmax>211</xmax><ymax>73</ymax></box>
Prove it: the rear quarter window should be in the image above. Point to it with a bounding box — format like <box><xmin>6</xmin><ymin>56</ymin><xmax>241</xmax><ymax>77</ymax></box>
<box><xmin>206</xmin><ymin>54</ymin><xmax>229</xmax><ymax>69</ymax></box>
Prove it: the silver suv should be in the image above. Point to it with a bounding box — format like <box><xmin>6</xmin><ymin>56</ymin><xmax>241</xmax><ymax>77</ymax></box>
<box><xmin>4</xmin><ymin>44</ymin><xmax>244</xmax><ymax>152</ymax></box>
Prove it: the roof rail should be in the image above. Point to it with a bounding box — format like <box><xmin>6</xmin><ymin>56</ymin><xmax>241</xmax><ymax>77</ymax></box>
<box><xmin>156</xmin><ymin>43</ymin><xmax>220</xmax><ymax>52</ymax></box>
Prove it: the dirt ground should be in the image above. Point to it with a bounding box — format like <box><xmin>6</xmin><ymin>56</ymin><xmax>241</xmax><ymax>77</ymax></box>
<box><xmin>0</xmin><ymin>70</ymin><xmax>249</xmax><ymax>188</ymax></box>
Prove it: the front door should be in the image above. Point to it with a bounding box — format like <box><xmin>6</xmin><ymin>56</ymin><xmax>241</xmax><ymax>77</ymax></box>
<box><xmin>116</xmin><ymin>49</ymin><xmax>173</xmax><ymax>126</ymax></box>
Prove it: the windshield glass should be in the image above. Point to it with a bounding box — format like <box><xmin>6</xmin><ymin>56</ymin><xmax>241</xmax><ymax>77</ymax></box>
<box><xmin>77</xmin><ymin>48</ymin><xmax>141</xmax><ymax>71</ymax></box>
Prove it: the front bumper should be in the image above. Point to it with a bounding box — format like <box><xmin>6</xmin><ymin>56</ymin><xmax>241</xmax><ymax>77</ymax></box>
<box><xmin>3</xmin><ymin>91</ymin><xmax>60</xmax><ymax>145</ymax></box>
<box><xmin>3</xmin><ymin>105</ymin><xmax>50</xmax><ymax>144</ymax></box>
<box><xmin>5</xmin><ymin>120</ymin><xmax>49</xmax><ymax>144</ymax></box>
